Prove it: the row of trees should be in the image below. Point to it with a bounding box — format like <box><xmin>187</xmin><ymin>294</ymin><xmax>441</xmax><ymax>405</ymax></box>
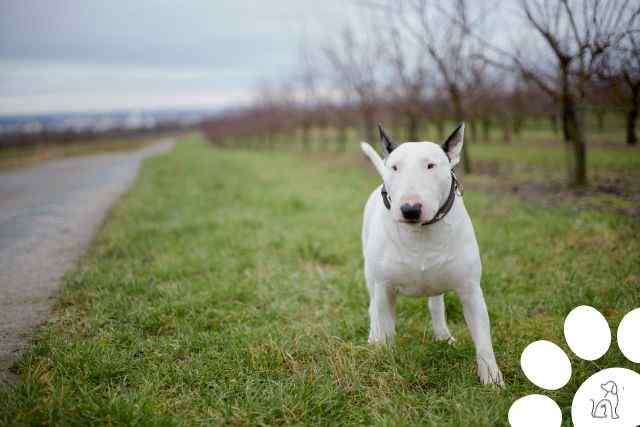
<box><xmin>203</xmin><ymin>0</ymin><xmax>640</xmax><ymax>187</ymax></box>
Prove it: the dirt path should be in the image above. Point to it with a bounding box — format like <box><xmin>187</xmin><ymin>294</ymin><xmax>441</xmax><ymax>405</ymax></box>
<box><xmin>0</xmin><ymin>140</ymin><xmax>175</xmax><ymax>386</ymax></box>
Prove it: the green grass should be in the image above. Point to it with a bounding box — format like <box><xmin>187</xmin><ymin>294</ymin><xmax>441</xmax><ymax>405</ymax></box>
<box><xmin>1</xmin><ymin>135</ymin><xmax>639</xmax><ymax>426</ymax></box>
<box><xmin>0</xmin><ymin>134</ymin><xmax>180</xmax><ymax>170</ymax></box>
<box><xmin>467</xmin><ymin>140</ymin><xmax>640</xmax><ymax>176</ymax></box>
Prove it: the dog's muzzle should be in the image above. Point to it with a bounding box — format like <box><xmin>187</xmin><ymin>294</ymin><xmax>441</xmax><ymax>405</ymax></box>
<box><xmin>381</xmin><ymin>171</ymin><xmax>462</xmax><ymax>226</ymax></box>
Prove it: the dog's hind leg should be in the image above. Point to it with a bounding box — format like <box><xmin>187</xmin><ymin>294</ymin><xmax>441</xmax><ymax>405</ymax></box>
<box><xmin>428</xmin><ymin>295</ymin><xmax>456</xmax><ymax>344</ymax></box>
<box><xmin>458</xmin><ymin>285</ymin><xmax>504</xmax><ymax>386</ymax></box>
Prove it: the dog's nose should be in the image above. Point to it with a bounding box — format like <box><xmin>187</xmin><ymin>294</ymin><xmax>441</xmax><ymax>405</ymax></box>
<box><xmin>400</xmin><ymin>203</ymin><xmax>422</xmax><ymax>221</ymax></box>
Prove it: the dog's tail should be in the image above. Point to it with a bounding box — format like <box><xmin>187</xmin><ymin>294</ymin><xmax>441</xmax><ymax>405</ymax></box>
<box><xmin>360</xmin><ymin>142</ymin><xmax>386</xmax><ymax>179</ymax></box>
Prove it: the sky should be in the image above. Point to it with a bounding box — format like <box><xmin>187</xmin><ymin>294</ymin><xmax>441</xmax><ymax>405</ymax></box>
<box><xmin>0</xmin><ymin>0</ymin><xmax>360</xmax><ymax>115</ymax></box>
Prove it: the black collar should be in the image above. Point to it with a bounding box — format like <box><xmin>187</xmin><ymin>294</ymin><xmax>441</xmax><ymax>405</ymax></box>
<box><xmin>380</xmin><ymin>172</ymin><xmax>462</xmax><ymax>226</ymax></box>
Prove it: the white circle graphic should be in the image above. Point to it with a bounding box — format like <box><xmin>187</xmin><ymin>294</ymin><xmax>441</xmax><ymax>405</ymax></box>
<box><xmin>508</xmin><ymin>394</ymin><xmax>562</xmax><ymax>427</ymax></box>
<box><xmin>564</xmin><ymin>305</ymin><xmax>611</xmax><ymax>361</ymax></box>
<box><xmin>618</xmin><ymin>308</ymin><xmax>640</xmax><ymax>363</ymax></box>
<box><xmin>571</xmin><ymin>367</ymin><xmax>640</xmax><ymax>427</ymax></box>
<box><xmin>520</xmin><ymin>340</ymin><xmax>572</xmax><ymax>390</ymax></box>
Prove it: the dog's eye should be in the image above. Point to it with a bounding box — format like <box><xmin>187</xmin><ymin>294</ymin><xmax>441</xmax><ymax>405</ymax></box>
<box><xmin>427</xmin><ymin>163</ymin><xmax>436</xmax><ymax>170</ymax></box>
<box><xmin>391</xmin><ymin>165</ymin><xmax>398</xmax><ymax>171</ymax></box>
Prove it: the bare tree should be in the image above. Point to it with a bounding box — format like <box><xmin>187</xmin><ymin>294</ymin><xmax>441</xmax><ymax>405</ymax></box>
<box><xmin>323</xmin><ymin>26</ymin><xmax>383</xmax><ymax>144</ymax></box>
<box><xmin>397</xmin><ymin>0</ymin><xmax>495</xmax><ymax>173</ymax></box>
<box><xmin>292</xmin><ymin>47</ymin><xmax>322</xmax><ymax>150</ymax></box>
<box><xmin>380</xmin><ymin>23</ymin><xmax>430</xmax><ymax>141</ymax></box>
<box><xmin>462</xmin><ymin>59</ymin><xmax>505</xmax><ymax>143</ymax></box>
<box><xmin>617</xmin><ymin>31</ymin><xmax>640</xmax><ymax>145</ymax></box>
<box><xmin>495</xmin><ymin>0</ymin><xmax>638</xmax><ymax>186</ymax></box>
<box><xmin>251</xmin><ymin>78</ymin><xmax>300</xmax><ymax>150</ymax></box>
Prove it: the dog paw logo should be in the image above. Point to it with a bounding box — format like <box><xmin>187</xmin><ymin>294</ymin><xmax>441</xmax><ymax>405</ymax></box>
<box><xmin>508</xmin><ymin>306</ymin><xmax>640</xmax><ymax>427</ymax></box>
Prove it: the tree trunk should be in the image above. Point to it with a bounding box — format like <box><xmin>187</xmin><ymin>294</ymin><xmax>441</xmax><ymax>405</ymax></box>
<box><xmin>469</xmin><ymin>120</ymin><xmax>478</xmax><ymax>143</ymax></box>
<box><xmin>450</xmin><ymin>88</ymin><xmax>471</xmax><ymax>173</ymax></box>
<box><xmin>626</xmin><ymin>84</ymin><xmax>639</xmax><ymax>146</ymax></box>
<box><xmin>627</xmin><ymin>109</ymin><xmax>638</xmax><ymax>146</ymax></box>
<box><xmin>391</xmin><ymin>123</ymin><xmax>399</xmax><ymax>140</ymax></box>
<box><xmin>503</xmin><ymin>122</ymin><xmax>512</xmax><ymax>144</ymax></box>
<box><xmin>363</xmin><ymin>109</ymin><xmax>376</xmax><ymax>145</ymax></box>
<box><xmin>596</xmin><ymin>109</ymin><xmax>606</xmax><ymax>132</ymax></box>
<box><xmin>406</xmin><ymin>113</ymin><xmax>419</xmax><ymax>141</ymax></box>
<box><xmin>513</xmin><ymin>115</ymin><xmax>523</xmax><ymax>137</ymax></box>
<box><xmin>562</xmin><ymin>91</ymin><xmax>588</xmax><ymax>187</ymax></box>
<box><xmin>436</xmin><ymin>120</ymin><xmax>445</xmax><ymax>140</ymax></box>
<box><xmin>482</xmin><ymin>118</ymin><xmax>492</xmax><ymax>142</ymax></box>
<box><xmin>337</xmin><ymin>124</ymin><xmax>347</xmax><ymax>152</ymax></box>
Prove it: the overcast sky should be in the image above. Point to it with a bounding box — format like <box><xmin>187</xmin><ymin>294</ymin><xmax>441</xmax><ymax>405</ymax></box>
<box><xmin>0</xmin><ymin>0</ymin><xmax>360</xmax><ymax>115</ymax></box>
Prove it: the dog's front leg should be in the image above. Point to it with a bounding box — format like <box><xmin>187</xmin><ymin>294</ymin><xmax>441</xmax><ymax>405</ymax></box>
<box><xmin>428</xmin><ymin>294</ymin><xmax>456</xmax><ymax>344</ymax></box>
<box><xmin>368</xmin><ymin>282</ymin><xmax>396</xmax><ymax>344</ymax></box>
<box><xmin>458</xmin><ymin>285</ymin><xmax>504</xmax><ymax>386</ymax></box>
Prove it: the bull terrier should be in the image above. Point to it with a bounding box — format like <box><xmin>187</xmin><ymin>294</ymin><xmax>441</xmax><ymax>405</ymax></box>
<box><xmin>360</xmin><ymin>123</ymin><xmax>503</xmax><ymax>386</ymax></box>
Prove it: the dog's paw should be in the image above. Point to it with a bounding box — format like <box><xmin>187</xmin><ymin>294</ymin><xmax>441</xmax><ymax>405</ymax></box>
<box><xmin>434</xmin><ymin>333</ymin><xmax>456</xmax><ymax>345</ymax></box>
<box><xmin>478</xmin><ymin>360</ymin><xmax>505</xmax><ymax>387</ymax></box>
<box><xmin>368</xmin><ymin>334</ymin><xmax>394</xmax><ymax>345</ymax></box>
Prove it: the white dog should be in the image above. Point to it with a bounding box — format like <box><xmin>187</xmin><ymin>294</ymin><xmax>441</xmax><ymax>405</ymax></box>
<box><xmin>360</xmin><ymin>123</ymin><xmax>503</xmax><ymax>386</ymax></box>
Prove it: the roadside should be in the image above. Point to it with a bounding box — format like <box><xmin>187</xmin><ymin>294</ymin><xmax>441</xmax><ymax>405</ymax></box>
<box><xmin>0</xmin><ymin>133</ymin><xmax>184</xmax><ymax>170</ymax></box>
<box><xmin>0</xmin><ymin>140</ymin><xmax>175</xmax><ymax>386</ymax></box>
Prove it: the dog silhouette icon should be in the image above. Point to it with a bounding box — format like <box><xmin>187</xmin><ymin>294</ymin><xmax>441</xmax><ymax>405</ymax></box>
<box><xmin>590</xmin><ymin>380</ymin><xmax>620</xmax><ymax>419</ymax></box>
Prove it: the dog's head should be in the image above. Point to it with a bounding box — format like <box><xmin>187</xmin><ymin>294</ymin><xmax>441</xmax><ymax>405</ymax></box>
<box><xmin>600</xmin><ymin>381</ymin><xmax>618</xmax><ymax>395</ymax></box>
<box><xmin>361</xmin><ymin>123</ymin><xmax>464</xmax><ymax>224</ymax></box>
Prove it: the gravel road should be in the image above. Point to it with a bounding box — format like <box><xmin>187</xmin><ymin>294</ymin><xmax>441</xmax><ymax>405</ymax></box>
<box><xmin>0</xmin><ymin>140</ymin><xmax>174</xmax><ymax>386</ymax></box>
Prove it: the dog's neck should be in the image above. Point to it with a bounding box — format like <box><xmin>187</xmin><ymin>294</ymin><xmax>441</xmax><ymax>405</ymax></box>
<box><xmin>383</xmin><ymin>193</ymin><xmax>464</xmax><ymax>243</ymax></box>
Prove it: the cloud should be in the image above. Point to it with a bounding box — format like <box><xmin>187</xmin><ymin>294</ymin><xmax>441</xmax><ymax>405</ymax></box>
<box><xmin>0</xmin><ymin>88</ymin><xmax>253</xmax><ymax>115</ymax></box>
<box><xmin>0</xmin><ymin>0</ymin><xmax>361</xmax><ymax>114</ymax></box>
<box><xmin>0</xmin><ymin>60</ymin><xmax>254</xmax><ymax>114</ymax></box>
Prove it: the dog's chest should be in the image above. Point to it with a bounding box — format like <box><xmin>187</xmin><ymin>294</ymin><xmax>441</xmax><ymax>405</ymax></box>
<box><xmin>381</xmin><ymin>237</ymin><xmax>458</xmax><ymax>296</ymax></box>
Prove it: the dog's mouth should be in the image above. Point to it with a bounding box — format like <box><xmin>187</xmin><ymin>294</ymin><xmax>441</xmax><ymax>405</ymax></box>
<box><xmin>398</xmin><ymin>219</ymin><xmax>421</xmax><ymax>225</ymax></box>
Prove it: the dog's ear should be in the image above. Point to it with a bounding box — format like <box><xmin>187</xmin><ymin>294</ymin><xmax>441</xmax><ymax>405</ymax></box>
<box><xmin>361</xmin><ymin>142</ymin><xmax>387</xmax><ymax>179</ymax></box>
<box><xmin>442</xmin><ymin>123</ymin><xmax>465</xmax><ymax>167</ymax></box>
<box><xmin>378</xmin><ymin>123</ymin><xmax>396</xmax><ymax>157</ymax></box>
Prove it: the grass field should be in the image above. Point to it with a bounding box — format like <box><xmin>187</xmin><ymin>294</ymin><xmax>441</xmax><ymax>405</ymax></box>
<box><xmin>1</xmin><ymin>135</ymin><xmax>639</xmax><ymax>426</ymax></box>
<box><xmin>264</xmin><ymin>122</ymin><xmax>639</xmax><ymax>182</ymax></box>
